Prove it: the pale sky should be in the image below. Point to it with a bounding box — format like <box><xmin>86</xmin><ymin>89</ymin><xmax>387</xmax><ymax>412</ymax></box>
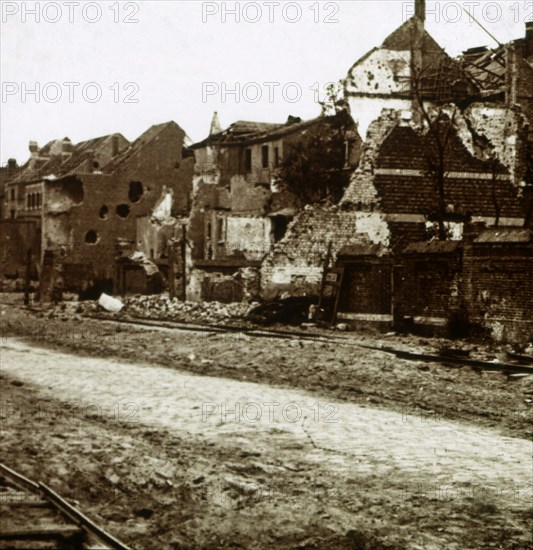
<box><xmin>1</xmin><ymin>0</ymin><xmax>531</xmax><ymax>164</ymax></box>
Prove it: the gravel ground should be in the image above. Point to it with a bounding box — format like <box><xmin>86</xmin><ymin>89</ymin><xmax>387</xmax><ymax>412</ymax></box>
<box><xmin>0</xmin><ymin>296</ymin><xmax>532</xmax><ymax>549</ymax></box>
<box><xmin>2</xmin><ymin>301</ymin><xmax>532</xmax><ymax>439</ymax></box>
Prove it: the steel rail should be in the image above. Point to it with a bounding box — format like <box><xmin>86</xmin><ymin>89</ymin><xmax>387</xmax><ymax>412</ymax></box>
<box><xmin>0</xmin><ymin>463</ymin><xmax>131</xmax><ymax>550</ymax></box>
<box><xmin>85</xmin><ymin>313</ymin><xmax>354</xmax><ymax>343</ymax></box>
<box><xmin>0</xmin><ymin>463</ymin><xmax>40</xmax><ymax>492</ymax></box>
<box><xmin>39</xmin><ymin>483</ymin><xmax>131</xmax><ymax>550</ymax></box>
<box><xmin>83</xmin><ymin>314</ymin><xmax>533</xmax><ymax>375</ymax></box>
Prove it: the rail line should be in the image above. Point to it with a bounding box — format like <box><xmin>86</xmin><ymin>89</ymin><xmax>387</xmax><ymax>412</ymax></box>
<box><xmin>84</xmin><ymin>314</ymin><xmax>533</xmax><ymax>375</ymax></box>
<box><xmin>0</xmin><ymin>463</ymin><xmax>130</xmax><ymax>550</ymax></box>
<box><xmin>86</xmin><ymin>312</ymin><xmax>354</xmax><ymax>342</ymax></box>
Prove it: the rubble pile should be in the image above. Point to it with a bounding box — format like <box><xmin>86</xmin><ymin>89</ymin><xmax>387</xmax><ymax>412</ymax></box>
<box><xmin>34</xmin><ymin>294</ymin><xmax>259</xmax><ymax>325</ymax></box>
<box><xmin>120</xmin><ymin>294</ymin><xmax>257</xmax><ymax>324</ymax></box>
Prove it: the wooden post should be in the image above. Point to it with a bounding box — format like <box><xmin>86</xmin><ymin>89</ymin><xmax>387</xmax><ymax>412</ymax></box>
<box><xmin>331</xmin><ymin>267</ymin><xmax>345</xmax><ymax>324</ymax></box>
<box><xmin>168</xmin><ymin>239</ymin><xmax>176</xmax><ymax>300</ymax></box>
<box><xmin>315</xmin><ymin>241</ymin><xmax>333</xmax><ymax>322</ymax></box>
<box><xmin>39</xmin><ymin>250</ymin><xmax>54</xmax><ymax>303</ymax></box>
<box><xmin>23</xmin><ymin>249</ymin><xmax>31</xmax><ymax>305</ymax></box>
<box><xmin>180</xmin><ymin>224</ymin><xmax>187</xmax><ymax>302</ymax></box>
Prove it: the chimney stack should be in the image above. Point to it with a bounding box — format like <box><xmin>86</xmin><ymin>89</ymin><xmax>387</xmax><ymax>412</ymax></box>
<box><xmin>62</xmin><ymin>137</ymin><xmax>73</xmax><ymax>154</ymax></box>
<box><xmin>112</xmin><ymin>134</ymin><xmax>120</xmax><ymax>156</ymax></box>
<box><xmin>526</xmin><ymin>21</ymin><xmax>533</xmax><ymax>58</ymax></box>
<box><xmin>415</xmin><ymin>0</ymin><xmax>426</xmax><ymax>22</ymax></box>
<box><xmin>209</xmin><ymin>112</ymin><xmax>222</xmax><ymax>135</ymax></box>
<box><xmin>7</xmin><ymin>158</ymin><xmax>17</xmax><ymax>172</ymax></box>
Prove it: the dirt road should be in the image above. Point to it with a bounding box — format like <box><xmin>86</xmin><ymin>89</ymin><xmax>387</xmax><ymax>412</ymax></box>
<box><xmin>1</xmin><ymin>338</ymin><xmax>531</xmax><ymax>549</ymax></box>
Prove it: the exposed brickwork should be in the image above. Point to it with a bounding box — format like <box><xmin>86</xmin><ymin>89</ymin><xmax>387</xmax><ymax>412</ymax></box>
<box><xmin>507</xmin><ymin>44</ymin><xmax>533</xmax><ymax>128</ymax></box>
<box><xmin>187</xmin><ymin>265</ymin><xmax>260</xmax><ymax>303</ymax></box>
<box><xmin>42</xmin><ymin>122</ymin><xmax>194</xmax><ymax>291</ymax></box>
<box><xmin>371</xmin><ymin>124</ymin><xmax>522</xmax><ymax>219</ymax></box>
<box><xmin>394</xmin><ymin>247</ymin><xmax>462</xmax><ymax>321</ymax></box>
<box><xmin>0</xmin><ymin>220</ymin><xmax>39</xmax><ymax>278</ymax></box>
<box><xmin>265</xmin><ymin>104</ymin><xmax>524</xmax><ymax>299</ymax></box>
<box><xmin>260</xmin><ymin>207</ymin><xmax>390</xmax><ymax>298</ymax></box>
<box><xmin>462</xmin><ymin>236</ymin><xmax>533</xmax><ymax>343</ymax></box>
<box><xmin>374</xmin><ymin>175</ymin><xmax>520</xmax><ymax>218</ymax></box>
<box><xmin>378</xmin><ymin>125</ymin><xmax>492</xmax><ymax>172</ymax></box>
<box><xmin>464</xmin><ymin>104</ymin><xmax>530</xmax><ymax>186</ymax></box>
<box><xmin>341</xmin><ymin>110</ymin><xmax>399</xmax><ymax>210</ymax></box>
<box><xmin>338</xmin><ymin>258</ymin><xmax>392</xmax><ymax>315</ymax></box>
<box><xmin>387</xmin><ymin>222</ymin><xmax>427</xmax><ymax>249</ymax></box>
<box><xmin>260</xmin><ymin>16</ymin><xmax>532</xmax><ymax>338</ymax></box>
<box><xmin>330</xmin><ymin>235</ymin><xmax>531</xmax><ymax>344</ymax></box>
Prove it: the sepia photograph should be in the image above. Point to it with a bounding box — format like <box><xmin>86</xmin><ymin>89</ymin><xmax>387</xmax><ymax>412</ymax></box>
<box><xmin>0</xmin><ymin>1</ymin><xmax>532</xmax><ymax>548</ymax></box>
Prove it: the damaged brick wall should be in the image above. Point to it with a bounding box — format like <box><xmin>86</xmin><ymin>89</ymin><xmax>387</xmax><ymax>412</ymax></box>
<box><xmin>200</xmin><ymin>272</ymin><xmax>244</xmax><ymax>303</ymax></box>
<box><xmin>225</xmin><ymin>214</ymin><xmax>272</xmax><ymax>261</ymax></box>
<box><xmin>186</xmin><ymin>208</ymin><xmax>265</xmax><ymax>303</ymax></box>
<box><xmin>41</xmin><ymin>123</ymin><xmax>194</xmax><ymax>293</ymax></box>
<box><xmin>341</xmin><ymin>110</ymin><xmax>399</xmax><ymax>210</ymax></box>
<box><xmin>187</xmin><ymin>182</ymin><xmax>231</xmax><ymax>263</ymax></box>
<box><xmin>187</xmin><ymin>265</ymin><xmax>260</xmax><ymax>303</ymax></box>
<box><xmin>260</xmin><ymin>112</ymin><xmax>397</xmax><ymax>299</ymax></box>
<box><xmin>343</xmin><ymin>16</ymin><xmax>458</xmax><ymax>138</ymax></box>
<box><xmin>261</xmin><ymin>104</ymin><xmax>526</xmax><ymax>308</ymax></box>
<box><xmin>464</xmin><ymin>104</ymin><xmax>530</xmax><ymax>186</ymax></box>
<box><xmin>462</xmin><ymin>233</ymin><xmax>533</xmax><ymax>343</ymax></box>
<box><xmin>372</xmin><ymin>123</ymin><xmax>520</xmax><ymax>220</ymax></box>
<box><xmin>230</xmin><ymin>176</ymin><xmax>271</xmax><ymax>212</ymax></box>
<box><xmin>193</xmin><ymin>143</ymin><xmax>240</xmax><ymax>189</ymax></box>
<box><xmin>187</xmin><ymin>116</ymin><xmax>361</xmax><ymax>302</ymax></box>
<box><xmin>0</xmin><ymin>220</ymin><xmax>40</xmax><ymax>279</ymax></box>
<box><xmin>341</xmin><ymin>107</ymin><xmax>523</xmax><ymax>247</ymax></box>
<box><xmin>136</xmin><ymin>215</ymin><xmax>181</xmax><ymax>262</ymax></box>
<box><xmin>260</xmin><ymin>206</ymin><xmax>389</xmax><ymax>299</ymax></box>
<box><xmin>506</xmin><ymin>43</ymin><xmax>533</xmax><ymax>127</ymax></box>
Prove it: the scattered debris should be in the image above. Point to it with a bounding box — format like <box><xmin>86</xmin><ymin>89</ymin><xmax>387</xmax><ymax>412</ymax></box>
<box><xmin>121</xmin><ymin>294</ymin><xmax>255</xmax><ymax>324</ymax></box>
<box><xmin>98</xmin><ymin>293</ymin><xmax>124</xmax><ymax>313</ymax></box>
<box><xmin>247</xmin><ymin>296</ymin><xmax>317</xmax><ymax>326</ymax></box>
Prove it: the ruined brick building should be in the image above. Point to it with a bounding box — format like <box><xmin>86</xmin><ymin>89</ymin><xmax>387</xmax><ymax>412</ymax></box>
<box><xmin>3</xmin><ymin>134</ymin><xmax>130</xmax><ymax>223</ymax></box>
<box><xmin>2</xmin><ymin>122</ymin><xmax>193</xmax><ymax>295</ymax></box>
<box><xmin>1</xmin><ymin>134</ymin><xmax>129</xmax><ymax>282</ymax></box>
<box><xmin>0</xmin><ymin>158</ymin><xmax>20</xmax><ymax>221</ymax></box>
<box><xmin>185</xmin><ymin>113</ymin><xmax>360</xmax><ymax>302</ymax></box>
<box><xmin>3</xmin><ymin>0</ymin><xmax>531</xmax><ymax>341</ymax></box>
<box><xmin>259</xmin><ymin>1</ymin><xmax>532</xmax><ymax>341</ymax></box>
<box><xmin>42</xmin><ymin>121</ymin><xmax>194</xmax><ymax>295</ymax></box>
<box><xmin>0</xmin><ymin>159</ymin><xmax>31</xmax><ymax>281</ymax></box>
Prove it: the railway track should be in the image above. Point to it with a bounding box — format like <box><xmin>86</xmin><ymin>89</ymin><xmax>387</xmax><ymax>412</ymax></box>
<box><xmin>85</xmin><ymin>313</ymin><xmax>354</xmax><ymax>343</ymax></box>
<box><xmin>85</xmin><ymin>314</ymin><xmax>533</xmax><ymax>375</ymax></box>
<box><xmin>0</xmin><ymin>463</ymin><xmax>130</xmax><ymax>550</ymax></box>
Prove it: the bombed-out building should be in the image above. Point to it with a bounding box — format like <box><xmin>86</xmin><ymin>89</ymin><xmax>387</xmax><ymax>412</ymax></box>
<box><xmin>1</xmin><ymin>134</ymin><xmax>130</xmax><ymax>282</ymax></box>
<box><xmin>185</xmin><ymin>113</ymin><xmax>361</xmax><ymax>302</ymax></box>
<box><xmin>2</xmin><ymin>122</ymin><xmax>194</xmax><ymax>296</ymax></box>
<box><xmin>41</xmin><ymin>121</ymin><xmax>194</xmax><ymax>297</ymax></box>
<box><xmin>259</xmin><ymin>1</ymin><xmax>532</xmax><ymax>341</ymax></box>
<box><xmin>4</xmin><ymin>0</ymin><xmax>531</xmax><ymax>343</ymax></box>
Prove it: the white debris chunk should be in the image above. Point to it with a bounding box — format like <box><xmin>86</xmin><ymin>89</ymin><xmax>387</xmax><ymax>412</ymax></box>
<box><xmin>98</xmin><ymin>293</ymin><xmax>124</xmax><ymax>313</ymax></box>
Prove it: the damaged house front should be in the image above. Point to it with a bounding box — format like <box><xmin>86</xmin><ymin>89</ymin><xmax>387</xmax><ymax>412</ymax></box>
<box><xmin>4</xmin><ymin>0</ymin><xmax>531</xmax><ymax>343</ymax></box>
<box><xmin>44</xmin><ymin>121</ymin><xmax>194</xmax><ymax>298</ymax></box>
<box><xmin>260</xmin><ymin>4</ymin><xmax>532</xmax><ymax>341</ymax></box>
<box><xmin>185</xmin><ymin>113</ymin><xmax>361</xmax><ymax>303</ymax></box>
<box><xmin>1</xmin><ymin>133</ymin><xmax>130</xmax><ymax>284</ymax></box>
<box><xmin>5</xmin><ymin>121</ymin><xmax>194</xmax><ymax>298</ymax></box>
